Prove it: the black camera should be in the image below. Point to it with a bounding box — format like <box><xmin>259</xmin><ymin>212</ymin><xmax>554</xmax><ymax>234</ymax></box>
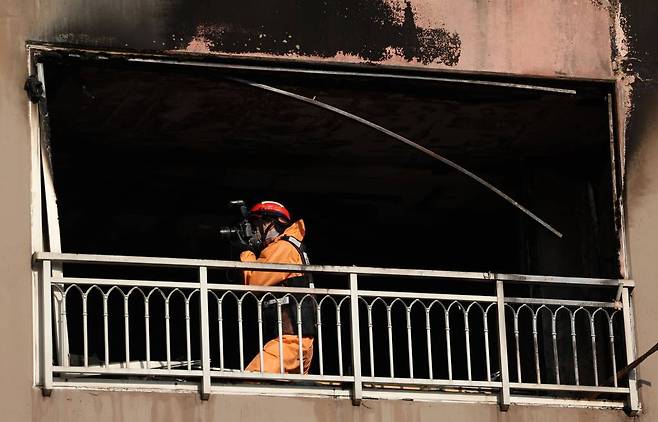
<box><xmin>219</xmin><ymin>200</ymin><xmax>254</xmax><ymax>244</ymax></box>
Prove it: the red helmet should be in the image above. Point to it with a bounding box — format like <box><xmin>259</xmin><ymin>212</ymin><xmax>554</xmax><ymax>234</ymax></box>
<box><xmin>249</xmin><ymin>201</ymin><xmax>291</xmax><ymax>224</ymax></box>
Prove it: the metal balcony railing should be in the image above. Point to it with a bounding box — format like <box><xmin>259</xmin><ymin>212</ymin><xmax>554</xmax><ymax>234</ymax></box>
<box><xmin>33</xmin><ymin>252</ymin><xmax>639</xmax><ymax>411</ymax></box>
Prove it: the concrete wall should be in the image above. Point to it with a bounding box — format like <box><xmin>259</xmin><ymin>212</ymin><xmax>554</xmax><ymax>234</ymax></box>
<box><xmin>1</xmin><ymin>0</ymin><xmax>656</xmax><ymax>421</ymax></box>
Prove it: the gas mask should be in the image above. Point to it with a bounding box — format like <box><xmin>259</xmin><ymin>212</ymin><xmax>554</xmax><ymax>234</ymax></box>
<box><xmin>249</xmin><ymin>220</ymin><xmax>280</xmax><ymax>251</ymax></box>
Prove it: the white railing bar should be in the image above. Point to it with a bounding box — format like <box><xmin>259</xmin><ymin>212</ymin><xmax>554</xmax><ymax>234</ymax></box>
<box><xmin>509</xmin><ymin>382</ymin><xmax>629</xmax><ymax>394</ymax></box>
<box><xmin>53</xmin><ymin>366</ymin><xmax>201</xmax><ymax>376</ymax></box>
<box><xmin>298</xmin><ymin>304</ymin><xmax>304</xmax><ymax>376</ymax></box>
<box><xmin>362</xmin><ymin>377</ymin><xmax>501</xmax><ymax>388</ymax></box>
<box><xmin>82</xmin><ymin>293</ymin><xmax>88</xmax><ymax>368</ymax></box>
<box><xmin>198</xmin><ymin>266</ymin><xmax>211</xmax><ymax>400</ymax></box>
<box><xmin>590</xmin><ymin>318</ymin><xmax>599</xmax><ymax>386</ymax></box>
<box><xmin>386</xmin><ymin>306</ymin><xmax>394</xmax><ymax>378</ymax></box>
<box><xmin>532</xmin><ymin>315</ymin><xmax>541</xmax><ymax>384</ymax></box>
<box><xmin>53</xmin><ymin>277</ymin><xmax>199</xmax><ymax>289</ymax></box>
<box><xmin>41</xmin><ymin>260</ymin><xmax>53</xmax><ymax>394</ymax></box>
<box><xmin>124</xmin><ymin>296</ymin><xmax>130</xmax><ymax>366</ymax></box>
<box><xmin>63</xmin><ymin>359</ymin><xmax>194</xmax><ymax>370</ymax></box>
<box><xmin>238</xmin><ymin>299</ymin><xmax>244</xmax><ymax>371</ymax></box>
<box><xmin>144</xmin><ymin>298</ymin><xmax>150</xmax><ymax>370</ymax></box>
<box><xmin>358</xmin><ymin>290</ymin><xmax>496</xmax><ymax>302</ymax></box>
<box><xmin>465</xmin><ymin>312</ymin><xmax>472</xmax><ymax>381</ymax></box>
<box><xmin>445</xmin><ymin>310</ymin><xmax>452</xmax><ymax>380</ymax></box>
<box><xmin>277</xmin><ymin>303</ymin><xmax>284</xmax><ymax>374</ymax></box>
<box><xmin>496</xmin><ymin>280</ymin><xmax>511</xmax><ymax>411</ymax></box>
<box><xmin>257</xmin><ymin>303</ymin><xmax>264</xmax><ymax>374</ymax></box>
<box><xmin>552</xmin><ymin>313</ymin><xmax>560</xmax><ymax>384</ymax></box>
<box><xmin>103</xmin><ymin>295</ymin><xmax>109</xmax><ymax>367</ymax></box>
<box><xmin>218</xmin><ymin>299</ymin><xmax>225</xmax><ymax>371</ymax></box>
<box><xmin>337</xmin><ymin>304</ymin><xmax>344</xmax><ymax>377</ymax></box>
<box><xmin>570</xmin><ymin>315</ymin><xmax>579</xmax><ymax>385</ymax></box>
<box><xmin>367</xmin><ymin>306</ymin><xmax>375</xmax><ymax>377</ymax></box>
<box><xmin>406</xmin><ymin>308</ymin><xmax>414</xmax><ymax>379</ymax></box>
<box><xmin>33</xmin><ymin>252</ymin><xmax>633</xmax><ymax>287</ymax></box>
<box><xmin>349</xmin><ymin>273</ymin><xmax>363</xmax><ymax>405</ymax></box>
<box><xmin>209</xmin><ymin>371</ymin><xmax>354</xmax><ymax>383</ymax></box>
<box><xmin>483</xmin><ymin>313</ymin><xmax>491</xmax><ymax>382</ymax></box>
<box><xmin>513</xmin><ymin>312</ymin><xmax>521</xmax><ymax>382</ymax></box>
<box><xmin>165</xmin><ymin>299</ymin><xmax>172</xmax><ymax>370</ymax></box>
<box><xmin>209</xmin><ymin>284</ymin><xmax>349</xmax><ymax>295</ymax></box>
<box><xmin>609</xmin><ymin>317</ymin><xmax>618</xmax><ymax>387</ymax></box>
<box><xmin>317</xmin><ymin>307</ymin><xmax>324</xmax><ymax>375</ymax></box>
<box><xmin>425</xmin><ymin>310</ymin><xmax>433</xmax><ymax>380</ymax></box>
<box><xmin>622</xmin><ymin>288</ymin><xmax>640</xmax><ymax>414</ymax></box>
<box><xmin>505</xmin><ymin>297</ymin><xmax>615</xmax><ymax>307</ymax></box>
<box><xmin>185</xmin><ymin>299</ymin><xmax>192</xmax><ymax>371</ymax></box>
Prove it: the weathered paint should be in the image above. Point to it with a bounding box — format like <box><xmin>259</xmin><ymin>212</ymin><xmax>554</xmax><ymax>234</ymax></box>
<box><xmin>36</xmin><ymin>0</ymin><xmax>615</xmax><ymax>78</ymax></box>
<box><xmin>31</xmin><ymin>388</ymin><xmax>633</xmax><ymax>422</ymax></box>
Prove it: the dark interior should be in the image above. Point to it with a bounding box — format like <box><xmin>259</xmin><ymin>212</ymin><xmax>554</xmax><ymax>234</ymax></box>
<box><xmin>43</xmin><ymin>56</ymin><xmax>619</xmax><ymax>279</ymax></box>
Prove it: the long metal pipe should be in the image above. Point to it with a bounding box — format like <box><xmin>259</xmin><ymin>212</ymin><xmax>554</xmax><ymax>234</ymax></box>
<box><xmin>225</xmin><ymin>77</ymin><xmax>563</xmax><ymax>238</ymax></box>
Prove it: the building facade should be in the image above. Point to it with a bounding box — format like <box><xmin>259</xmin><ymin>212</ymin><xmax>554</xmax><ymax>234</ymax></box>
<box><xmin>2</xmin><ymin>0</ymin><xmax>658</xmax><ymax>420</ymax></box>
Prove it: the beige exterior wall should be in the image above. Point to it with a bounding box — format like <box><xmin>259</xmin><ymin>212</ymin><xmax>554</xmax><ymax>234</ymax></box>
<box><xmin>1</xmin><ymin>0</ymin><xmax>655</xmax><ymax>421</ymax></box>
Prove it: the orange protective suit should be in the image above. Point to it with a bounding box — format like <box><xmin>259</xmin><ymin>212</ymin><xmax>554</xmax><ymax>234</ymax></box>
<box><xmin>241</xmin><ymin>220</ymin><xmax>314</xmax><ymax>374</ymax></box>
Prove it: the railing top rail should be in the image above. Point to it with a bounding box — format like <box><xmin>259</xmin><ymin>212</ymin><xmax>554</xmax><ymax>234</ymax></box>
<box><xmin>33</xmin><ymin>252</ymin><xmax>633</xmax><ymax>288</ymax></box>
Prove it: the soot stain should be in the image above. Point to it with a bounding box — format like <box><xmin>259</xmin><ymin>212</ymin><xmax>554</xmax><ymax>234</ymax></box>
<box><xmin>167</xmin><ymin>0</ymin><xmax>461</xmax><ymax>66</ymax></box>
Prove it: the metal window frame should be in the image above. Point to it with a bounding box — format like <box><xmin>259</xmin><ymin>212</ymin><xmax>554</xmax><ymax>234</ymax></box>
<box><xmin>26</xmin><ymin>44</ymin><xmax>636</xmax><ymax>412</ymax></box>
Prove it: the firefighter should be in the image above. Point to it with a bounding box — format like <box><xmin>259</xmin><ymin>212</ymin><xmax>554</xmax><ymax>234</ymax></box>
<box><xmin>240</xmin><ymin>201</ymin><xmax>316</xmax><ymax>374</ymax></box>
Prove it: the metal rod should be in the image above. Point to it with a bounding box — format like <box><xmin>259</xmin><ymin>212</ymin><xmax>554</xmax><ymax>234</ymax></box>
<box><xmin>257</xmin><ymin>303</ymin><xmax>264</xmax><ymax>373</ymax></box>
<box><xmin>185</xmin><ymin>298</ymin><xmax>192</xmax><ymax>371</ymax></box>
<box><xmin>337</xmin><ymin>304</ymin><xmax>344</xmax><ymax>377</ymax></box>
<box><xmin>445</xmin><ymin>310</ymin><xmax>452</xmax><ymax>380</ymax></box>
<box><xmin>513</xmin><ymin>311</ymin><xmax>521</xmax><ymax>382</ymax></box>
<box><xmin>483</xmin><ymin>311</ymin><xmax>491</xmax><ymax>382</ymax></box>
<box><xmin>426</xmin><ymin>309</ymin><xmax>433</xmax><ymax>380</ymax></box>
<box><xmin>41</xmin><ymin>260</ymin><xmax>53</xmax><ymax>394</ymax></box>
<box><xmin>317</xmin><ymin>305</ymin><xmax>324</xmax><ymax>376</ymax></box>
<box><xmin>83</xmin><ymin>293</ymin><xmax>88</xmax><ymax>368</ymax></box>
<box><xmin>349</xmin><ymin>273</ymin><xmax>363</xmax><ymax>405</ymax></box>
<box><xmin>225</xmin><ymin>77</ymin><xmax>563</xmax><ymax>238</ymax></box>
<box><xmin>297</xmin><ymin>303</ymin><xmax>304</xmax><ymax>375</ymax></box>
<box><xmin>103</xmin><ymin>295</ymin><xmax>109</xmax><ymax>367</ymax></box>
<box><xmin>496</xmin><ymin>280</ymin><xmax>511</xmax><ymax>411</ymax></box>
<box><xmin>35</xmin><ymin>252</ymin><xmax>632</xmax><ymax>287</ymax></box>
<box><xmin>465</xmin><ymin>309</ymin><xmax>472</xmax><ymax>381</ymax></box>
<box><xmin>368</xmin><ymin>306</ymin><xmax>375</xmax><ymax>377</ymax></box>
<box><xmin>552</xmin><ymin>313</ymin><xmax>560</xmax><ymax>384</ymax></box>
<box><xmin>199</xmin><ymin>267</ymin><xmax>211</xmax><ymax>400</ymax></box>
<box><xmin>387</xmin><ymin>306</ymin><xmax>394</xmax><ymax>378</ymax></box>
<box><xmin>406</xmin><ymin>308</ymin><xmax>414</xmax><ymax>379</ymax></box>
<box><xmin>277</xmin><ymin>302</ymin><xmax>284</xmax><ymax>374</ymax></box>
<box><xmin>145</xmin><ymin>297</ymin><xmax>150</xmax><ymax>370</ymax></box>
<box><xmin>571</xmin><ymin>314</ymin><xmax>580</xmax><ymax>385</ymax></box>
<box><xmin>165</xmin><ymin>299</ymin><xmax>171</xmax><ymax>370</ymax></box>
<box><xmin>621</xmin><ymin>289</ymin><xmax>640</xmax><ymax>413</ymax></box>
<box><xmin>124</xmin><ymin>296</ymin><xmax>130</xmax><ymax>366</ymax></box>
<box><xmin>238</xmin><ymin>299</ymin><xmax>244</xmax><ymax>371</ymax></box>
<box><xmin>609</xmin><ymin>318</ymin><xmax>617</xmax><ymax>387</ymax></box>
<box><xmin>60</xmin><ymin>292</ymin><xmax>68</xmax><ymax>367</ymax></box>
<box><xmin>122</xmin><ymin>54</ymin><xmax>577</xmax><ymax>95</ymax></box>
<box><xmin>218</xmin><ymin>299</ymin><xmax>225</xmax><ymax>371</ymax></box>
<box><xmin>590</xmin><ymin>317</ymin><xmax>598</xmax><ymax>386</ymax></box>
<box><xmin>532</xmin><ymin>313</ymin><xmax>541</xmax><ymax>384</ymax></box>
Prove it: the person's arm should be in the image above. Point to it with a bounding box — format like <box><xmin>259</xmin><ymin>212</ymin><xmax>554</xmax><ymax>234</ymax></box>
<box><xmin>240</xmin><ymin>241</ymin><xmax>301</xmax><ymax>286</ymax></box>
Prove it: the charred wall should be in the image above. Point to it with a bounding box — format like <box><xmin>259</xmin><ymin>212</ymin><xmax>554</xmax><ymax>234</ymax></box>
<box><xmin>618</xmin><ymin>1</ymin><xmax>658</xmax><ymax>420</ymax></box>
<box><xmin>38</xmin><ymin>0</ymin><xmax>614</xmax><ymax>78</ymax></box>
